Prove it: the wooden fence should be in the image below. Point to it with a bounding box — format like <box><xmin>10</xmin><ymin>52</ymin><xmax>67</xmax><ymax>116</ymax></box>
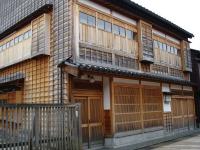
<box><xmin>0</xmin><ymin>103</ymin><xmax>81</xmax><ymax>150</ymax></box>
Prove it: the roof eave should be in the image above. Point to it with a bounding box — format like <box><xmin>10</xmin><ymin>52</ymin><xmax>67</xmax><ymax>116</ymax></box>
<box><xmin>0</xmin><ymin>4</ymin><xmax>53</xmax><ymax>40</ymax></box>
<box><xmin>104</xmin><ymin>0</ymin><xmax>194</xmax><ymax>39</ymax></box>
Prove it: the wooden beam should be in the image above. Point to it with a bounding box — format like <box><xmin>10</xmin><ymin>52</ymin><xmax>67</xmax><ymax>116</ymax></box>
<box><xmin>63</xmin><ymin>65</ymin><xmax>79</xmax><ymax>77</ymax></box>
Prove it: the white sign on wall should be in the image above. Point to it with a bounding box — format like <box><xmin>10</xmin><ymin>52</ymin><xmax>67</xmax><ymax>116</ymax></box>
<box><xmin>163</xmin><ymin>95</ymin><xmax>171</xmax><ymax>112</ymax></box>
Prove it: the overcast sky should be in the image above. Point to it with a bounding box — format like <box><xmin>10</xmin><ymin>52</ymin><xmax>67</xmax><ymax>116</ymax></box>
<box><xmin>132</xmin><ymin>0</ymin><xmax>200</xmax><ymax>50</ymax></box>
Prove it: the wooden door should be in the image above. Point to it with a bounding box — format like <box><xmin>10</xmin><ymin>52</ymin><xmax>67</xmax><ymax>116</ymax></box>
<box><xmin>172</xmin><ymin>98</ymin><xmax>195</xmax><ymax>130</ymax></box>
<box><xmin>73</xmin><ymin>90</ymin><xmax>104</xmax><ymax>148</ymax></box>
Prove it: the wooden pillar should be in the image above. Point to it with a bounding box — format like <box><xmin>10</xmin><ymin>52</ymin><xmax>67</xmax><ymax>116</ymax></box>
<box><xmin>139</xmin><ymin>80</ymin><xmax>144</xmax><ymax>132</ymax></box>
<box><xmin>110</xmin><ymin>77</ymin><xmax>115</xmax><ymax>136</ymax></box>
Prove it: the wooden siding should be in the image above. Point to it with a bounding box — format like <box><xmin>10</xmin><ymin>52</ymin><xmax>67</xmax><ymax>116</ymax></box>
<box><xmin>0</xmin><ymin>13</ymin><xmax>51</xmax><ymax>69</ymax></box>
<box><xmin>142</xmin><ymin>86</ymin><xmax>163</xmax><ymax>129</ymax></box>
<box><xmin>31</xmin><ymin>13</ymin><xmax>51</xmax><ymax>56</ymax></box>
<box><xmin>78</xmin><ymin>5</ymin><xmax>139</xmax><ymax>67</ymax></box>
<box><xmin>172</xmin><ymin>97</ymin><xmax>195</xmax><ymax>129</ymax></box>
<box><xmin>171</xmin><ymin>87</ymin><xmax>195</xmax><ymax>130</ymax></box>
<box><xmin>0</xmin><ymin>57</ymin><xmax>50</xmax><ymax>103</ymax></box>
<box><xmin>0</xmin><ymin>25</ymin><xmax>32</xmax><ymax>68</ymax></box>
<box><xmin>0</xmin><ymin>91</ymin><xmax>23</xmax><ymax>104</ymax></box>
<box><xmin>114</xmin><ymin>84</ymin><xmax>141</xmax><ymax>133</ymax></box>
<box><xmin>0</xmin><ymin>0</ymin><xmax>73</xmax><ymax>104</ymax></box>
<box><xmin>113</xmin><ymin>84</ymin><xmax>163</xmax><ymax>133</ymax></box>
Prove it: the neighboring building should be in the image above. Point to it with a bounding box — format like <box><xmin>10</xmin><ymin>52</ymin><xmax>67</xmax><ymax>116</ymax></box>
<box><xmin>0</xmin><ymin>0</ymin><xmax>196</xmax><ymax>149</ymax></box>
<box><xmin>191</xmin><ymin>49</ymin><xmax>200</xmax><ymax>127</ymax></box>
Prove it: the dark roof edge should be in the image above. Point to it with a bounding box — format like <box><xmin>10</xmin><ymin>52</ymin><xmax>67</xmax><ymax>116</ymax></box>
<box><xmin>64</xmin><ymin>61</ymin><xmax>194</xmax><ymax>86</ymax></box>
<box><xmin>106</xmin><ymin>0</ymin><xmax>194</xmax><ymax>39</ymax></box>
<box><xmin>191</xmin><ymin>49</ymin><xmax>200</xmax><ymax>52</ymax></box>
<box><xmin>0</xmin><ymin>4</ymin><xmax>53</xmax><ymax>40</ymax></box>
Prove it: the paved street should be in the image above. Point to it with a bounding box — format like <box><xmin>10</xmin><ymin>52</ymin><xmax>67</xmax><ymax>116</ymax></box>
<box><xmin>144</xmin><ymin>134</ymin><xmax>200</xmax><ymax>150</ymax></box>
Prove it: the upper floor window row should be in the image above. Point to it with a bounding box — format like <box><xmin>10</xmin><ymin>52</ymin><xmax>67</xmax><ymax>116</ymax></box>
<box><xmin>80</xmin><ymin>12</ymin><xmax>136</xmax><ymax>40</ymax></box>
<box><xmin>0</xmin><ymin>30</ymin><xmax>32</xmax><ymax>52</ymax></box>
<box><xmin>80</xmin><ymin>12</ymin><xmax>96</xmax><ymax>26</ymax></box>
<box><xmin>154</xmin><ymin>40</ymin><xmax>179</xmax><ymax>55</ymax></box>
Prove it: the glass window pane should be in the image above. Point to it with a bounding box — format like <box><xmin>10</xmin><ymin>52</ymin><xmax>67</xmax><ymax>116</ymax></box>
<box><xmin>79</xmin><ymin>12</ymin><xmax>87</xmax><ymax>24</ymax></box>
<box><xmin>0</xmin><ymin>46</ymin><xmax>2</xmax><ymax>51</ymax></box>
<box><xmin>10</xmin><ymin>40</ymin><xmax>14</xmax><ymax>46</ymax></box>
<box><xmin>170</xmin><ymin>46</ymin><xmax>174</xmax><ymax>53</ymax></box>
<box><xmin>105</xmin><ymin>21</ymin><xmax>112</xmax><ymax>32</ymax></box>
<box><xmin>28</xmin><ymin>30</ymin><xmax>32</xmax><ymax>37</ymax></box>
<box><xmin>88</xmin><ymin>15</ymin><xmax>96</xmax><ymax>26</ymax></box>
<box><xmin>167</xmin><ymin>45</ymin><xmax>171</xmax><ymax>52</ymax></box>
<box><xmin>120</xmin><ymin>27</ymin><xmax>125</xmax><ymax>37</ymax></box>
<box><xmin>19</xmin><ymin>35</ymin><xmax>23</xmax><ymax>42</ymax></box>
<box><xmin>174</xmin><ymin>47</ymin><xmax>178</xmax><ymax>55</ymax></box>
<box><xmin>2</xmin><ymin>44</ymin><xmax>6</xmax><ymax>50</ymax></box>
<box><xmin>126</xmin><ymin>30</ymin><xmax>133</xmax><ymax>40</ymax></box>
<box><xmin>163</xmin><ymin>43</ymin><xmax>167</xmax><ymax>51</ymax></box>
<box><xmin>24</xmin><ymin>31</ymin><xmax>29</xmax><ymax>40</ymax></box>
<box><xmin>98</xmin><ymin>19</ymin><xmax>104</xmax><ymax>30</ymax></box>
<box><xmin>14</xmin><ymin>37</ymin><xmax>19</xmax><ymax>44</ymax></box>
<box><xmin>159</xmin><ymin>42</ymin><xmax>162</xmax><ymax>49</ymax></box>
<box><xmin>113</xmin><ymin>25</ymin><xmax>120</xmax><ymax>35</ymax></box>
<box><xmin>6</xmin><ymin>42</ymin><xmax>10</xmax><ymax>48</ymax></box>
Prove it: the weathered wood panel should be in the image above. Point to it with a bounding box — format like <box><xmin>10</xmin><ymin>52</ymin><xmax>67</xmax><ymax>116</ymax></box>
<box><xmin>0</xmin><ymin>57</ymin><xmax>50</xmax><ymax>103</ymax></box>
<box><xmin>142</xmin><ymin>86</ymin><xmax>163</xmax><ymax>129</ymax></box>
<box><xmin>114</xmin><ymin>84</ymin><xmax>141</xmax><ymax>133</ymax></box>
<box><xmin>0</xmin><ymin>25</ymin><xmax>32</xmax><ymax>68</ymax></box>
<box><xmin>72</xmin><ymin>89</ymin><xmax>104</xmax><ymax>148</ymax></box>
<box><xmin>172</xmin><ymin>97</ymin><xmax>195</xmax><ymax>130</ymax></box>
<box><xmin>113</xmin><ymin>84</ymin><xmax>163</xmax><ymax>133</ymax></box>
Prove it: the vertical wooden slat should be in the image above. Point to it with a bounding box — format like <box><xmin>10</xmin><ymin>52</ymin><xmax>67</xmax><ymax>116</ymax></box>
<box><xmin>139</xmin><ymin>83</ymin><xmax>144</xmax><ymax>132</ymax></box>
<box><xmin>0</xmin><ymin>104</ymin><xmax>81</xmax><ymax>150</ymax></box>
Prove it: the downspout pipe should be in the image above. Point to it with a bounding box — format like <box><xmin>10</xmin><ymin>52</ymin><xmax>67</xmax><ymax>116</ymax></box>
<box><xmin>57</xmin><ymin>56</ymin><xmax>73</xmax><ymax>104</ymax></box>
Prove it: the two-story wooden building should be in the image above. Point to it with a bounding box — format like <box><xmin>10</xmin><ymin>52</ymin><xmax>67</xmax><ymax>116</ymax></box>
<box><xmin>0</xmin><ymin>0</ymin><xmax>196</xmax><ymax>149</ymax></box>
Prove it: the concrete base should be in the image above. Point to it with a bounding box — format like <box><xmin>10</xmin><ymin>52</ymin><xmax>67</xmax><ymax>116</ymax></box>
<box><xmin>104</xmin><ymin>129</ymin><xmax>200</xmax><ymax>150</ymax></box>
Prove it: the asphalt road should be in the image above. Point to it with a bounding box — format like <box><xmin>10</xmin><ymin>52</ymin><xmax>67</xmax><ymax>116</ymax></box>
<box><xmin>141</xmin><ymin>134</ymin><xmax>200</xmax><ymax>150</ymax></box>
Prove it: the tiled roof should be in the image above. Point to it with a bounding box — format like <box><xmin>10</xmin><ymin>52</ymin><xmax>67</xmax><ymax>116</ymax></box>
<box><xmin>106</xmin><ymin>0</ymin><xmax>194</xmax><ymax>39</ymax></box>
<box><xmin>64</xmin><ymin>60</ymin><xmax>193</xmax><ymax>86</ymax></box>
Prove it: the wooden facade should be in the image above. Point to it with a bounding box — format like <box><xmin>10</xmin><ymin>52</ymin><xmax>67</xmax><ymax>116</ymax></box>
<box><xmin>0</xmin><ymin>57</ymin><xmax>50</xmax><ymax>103</ymax></box>
<box><xmin>0</xmin><ymin>0</ymin><xmax>196</xmax><ymax>149</ymax></box>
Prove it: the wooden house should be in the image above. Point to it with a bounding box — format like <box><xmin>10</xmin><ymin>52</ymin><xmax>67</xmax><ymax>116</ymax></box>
<box><xmin>0</xmin><ymin>0</ymin><xmax>196</xmax><ymax>149</ymax></box>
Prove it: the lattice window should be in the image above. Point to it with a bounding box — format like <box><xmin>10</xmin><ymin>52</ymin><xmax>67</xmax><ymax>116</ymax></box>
<box><xmin>141</xmin><ymin>22</ymin><xmax>154</xmax><ymax>61</ymax></box>
<box><xmin>79</xmin><ymin>47</ymin><xmax>112</xmax><ymax>65</ymax></box>
<box><xmin>114</xmin><ymin>84</ymin><xmax>163</xmax><ymax>133</ymax></box>
<box><xmin>142</xmin><ymin>86</ymin><xmax>163</xmax><ymax>128</ymax></box>
<box><xmin>141</xmin><ymin>63</ymin><xmax>150</xmax><ymax>72</ymax></box>
<box><xmin>115</xmin><ymin>55</ymin><xmax>139</xmax><ymax>70</ymax></box>
<box><xmin>182</xmin><ymin>41</ymin><xmax>192</xmax><ymax>72</ymax></box>
<box><xmin>169</xmin><ymin>68</ymin><xmax>183</xmax><ymax>78</ymax></box>
<box><xmin>152</xmin><ymin>64</ymin><xmax>168</xmax><ymax>75</ymax></box>
<box><xmin>114</xmin><ymin>85</ymin><xmax>141</xmax><ymax>133</ymax></box>
<box><xmin>164</xmin><ymin>113</ymin><xmax>173</xmax><ymax>132</ymax></box>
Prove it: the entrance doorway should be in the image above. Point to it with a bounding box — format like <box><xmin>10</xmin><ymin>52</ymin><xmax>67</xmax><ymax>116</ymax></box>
<box><xmin>71</xmin><ymin>79</ymin><xmax>104</xmax><ymax>148</ymax></box>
